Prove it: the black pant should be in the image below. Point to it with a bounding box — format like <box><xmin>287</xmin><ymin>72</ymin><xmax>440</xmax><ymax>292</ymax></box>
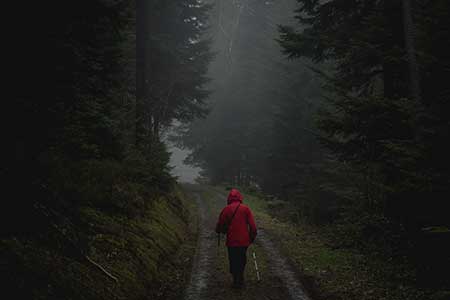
<box><xmin>227</xmin><ymin>247</ymin><xmax>248</xmax><ymax>277</ymax></box>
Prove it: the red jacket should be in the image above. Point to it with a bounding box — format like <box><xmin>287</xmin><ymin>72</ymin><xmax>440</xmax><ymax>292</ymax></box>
<box><xmin>215</xmin><ymin>189</ymin><xmax>257</xmax><ymax>247</ymax></box>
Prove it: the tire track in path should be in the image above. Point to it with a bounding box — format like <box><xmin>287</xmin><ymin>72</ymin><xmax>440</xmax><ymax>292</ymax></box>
<box><xmin>184</xmin><ymin>188</ymin><xmax>217</xmax><ymax>300</ymax></box>
<box><xmin>258</xmin><ymin>229</ymin><xmax>310</xmax><ymax>300</ymax></box>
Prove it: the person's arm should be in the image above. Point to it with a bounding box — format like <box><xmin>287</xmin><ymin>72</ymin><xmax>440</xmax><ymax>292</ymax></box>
<box><xmin>247</xmin><ymin>208</ymin><xmax>257</xmax><ymax>243</ymax></box>
<box><xmin>215</xmin><ymin>208</ymin><xmax>227</xmax><ymax>233</ymax></box>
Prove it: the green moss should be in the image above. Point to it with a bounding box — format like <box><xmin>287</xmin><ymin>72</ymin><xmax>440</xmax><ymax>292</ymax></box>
<box><xmin>0</xmin><ymin>185</ymin><xmax>198</xmax><ymax>300</ymax></box>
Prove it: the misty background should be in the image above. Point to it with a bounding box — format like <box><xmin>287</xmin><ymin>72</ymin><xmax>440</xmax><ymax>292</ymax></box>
<box><xmin>3</xmin><ymin>1</ymin><xmax>450</xmax><ymax>299</ymax></box>
<box><xmin>170</xmin><ymin>0</ymin><xmax>306</xmax><ymax>185</ymax></box>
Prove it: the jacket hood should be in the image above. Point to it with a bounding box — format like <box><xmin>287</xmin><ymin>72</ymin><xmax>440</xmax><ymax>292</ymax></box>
<box><xmin>227</xmin><ymin>188</ymin><xmax>243</xmax><ymax>204</ymax></box>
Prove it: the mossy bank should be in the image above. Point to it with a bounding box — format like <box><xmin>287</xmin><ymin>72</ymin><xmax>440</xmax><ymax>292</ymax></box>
<box><xmin>0</xmin><ymin>185</ymin><xmax>198</xmax><ymax>300</ymax></box>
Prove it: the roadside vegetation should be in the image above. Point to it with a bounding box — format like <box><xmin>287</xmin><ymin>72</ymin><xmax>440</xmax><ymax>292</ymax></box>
<box><xmin>2</xmin><ymin>1</ymin><xmax>210</xmax><ymax>299</ymax></box>
<box><xmin>233</xmin><ymin>187</ymin><xmax>449</xmax><ymax>300</ymax></box>
<box><xmin>1</xmin><ymin>186</ymin><xmax>198</xmax><ymax>300</ymax></box>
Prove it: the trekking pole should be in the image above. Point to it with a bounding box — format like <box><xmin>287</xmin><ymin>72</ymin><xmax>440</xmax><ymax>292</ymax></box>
<box><xmin>252</xmin><ymin>251</ymin><xmax>261</xmax><ymax>281</ymax></box>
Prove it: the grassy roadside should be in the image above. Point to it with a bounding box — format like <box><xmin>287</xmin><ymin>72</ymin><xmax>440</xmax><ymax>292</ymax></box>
<box><xmin>212</xmin><ymin>186</ymin><xmax>443</xmax><ymax>300</ymax></box>
<box><xmin>0</xmin><ymin>185</ymin><xmax>198</xmax><ymax>300</ymax></box>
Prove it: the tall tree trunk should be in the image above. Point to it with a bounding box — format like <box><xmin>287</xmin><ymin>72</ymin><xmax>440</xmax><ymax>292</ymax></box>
<box><xmin>136</xmin><ymin>0</ymin><xmax>149</xmax><ymax>147</ymax></box>
<box><xmin>402</xmin><ymin>0</ymin><xmax>421</xmax><ymax>103</ymax></box>
<box><xmin>153</xmin><ymin>115</ymin><xmax>160</xmax><ymax>142</ymax></box>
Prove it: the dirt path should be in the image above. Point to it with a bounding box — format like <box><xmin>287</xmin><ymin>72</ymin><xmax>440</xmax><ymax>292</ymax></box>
<box><xmin>184</xmin><ymin>187</ymin><xmax>217</xmax><ymax>300</ymax></box>
<box><xmin>184</xmin><ymin>185</ymin><xmax>311</xmax><ymax>300</ymax></box>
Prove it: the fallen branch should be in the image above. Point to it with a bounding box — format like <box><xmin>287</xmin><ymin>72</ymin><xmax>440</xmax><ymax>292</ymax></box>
<box><xmin>32</xmin><ymin>202</ymin><xmax>120</xmax><ymax>284</ymax></box>
<box><xmin>85</xmin><ymin>255</ymin><xmax>119</xmax><ymax>283</ymax></box>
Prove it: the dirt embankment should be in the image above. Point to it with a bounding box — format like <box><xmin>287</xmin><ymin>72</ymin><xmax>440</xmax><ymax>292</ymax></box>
<box><xmin>0</xmin><ymin>185</ymin><xmax>198</xmax><ymax>300</ymax></box>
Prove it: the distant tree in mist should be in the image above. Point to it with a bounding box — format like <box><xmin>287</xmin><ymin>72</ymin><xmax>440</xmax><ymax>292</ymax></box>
<box><xmin>178</xmin><ymin>0</ymin><xmax>322</xmax><ymax>188</ymax></box>
<box><xmin>137</xmin><ymin>0</ymin><xmax>212</xmax><ymax>146</ymax></box>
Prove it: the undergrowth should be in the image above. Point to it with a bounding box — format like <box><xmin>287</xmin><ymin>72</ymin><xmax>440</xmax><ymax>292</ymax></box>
<box><xmin>222</xmin><ymin>186</ymin><xmax>448</xmax><ymax>300</ymax></box>
<box><xmin>0</xmin><ymin>185</ymin><xmax>198</xmax><ymax>300</ymax></box>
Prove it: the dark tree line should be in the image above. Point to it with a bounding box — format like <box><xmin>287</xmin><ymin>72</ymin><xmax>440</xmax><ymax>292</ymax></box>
<box><xmin>2</xmin><ymin>0</ymin><xmax>211</xmax><ymax>233</ymax></box>
<box><xmin>277</xmin><ymin>0</ymin><xmax>450</xmax><ymax>288</ymax></box>
<box><xmin>1</xmin><ymin>2</ymin><xmax>212</xmax><ymax>298</ymax></box>
<box><xmin>279</xmin><ymin>0</ymin><xmax>450</xmax><ymax>228</ymax></box>
<box><xmin>4</xmin><ymin>0</ymin><xmax>134</xmax><ymax>232</ymax></box>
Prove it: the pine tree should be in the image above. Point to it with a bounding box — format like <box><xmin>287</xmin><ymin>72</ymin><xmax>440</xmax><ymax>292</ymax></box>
<box><xmin>279</xmin><ymin>0</ymin><xmax>450</xmax><ymax>229</ymax></box>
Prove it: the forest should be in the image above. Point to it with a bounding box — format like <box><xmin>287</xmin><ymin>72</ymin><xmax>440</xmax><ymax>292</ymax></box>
<box><xmin>1</xmin><ymin>0</ymin><xmax>449</xmax><ymax>300</ymax></box>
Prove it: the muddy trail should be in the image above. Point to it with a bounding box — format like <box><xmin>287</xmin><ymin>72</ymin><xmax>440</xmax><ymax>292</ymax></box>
<box><xmin>184</xmin><ymin>185</ymin><xmax>311</xmax><ymax>300</ymax></box>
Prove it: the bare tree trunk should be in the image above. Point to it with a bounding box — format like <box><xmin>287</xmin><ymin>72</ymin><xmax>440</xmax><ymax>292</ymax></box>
<box><xmin>402</xmin><ymin>0</ymin><xmax>421</xmax><ymax>103</ymax></box>
<box><xmin>153</xmin><ymin>115</ymin><xmax>160</xmax><ymax>142</ymax></box>
<box><xmin>136</xmin><ymin>0</ymin><xmax>149</xmax><ymax>147</ymax></box>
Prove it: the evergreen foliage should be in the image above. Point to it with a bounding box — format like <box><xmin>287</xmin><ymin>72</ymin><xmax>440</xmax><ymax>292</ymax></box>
<box><xmin>278</xmin><ymin>0</ymin><xmax>450</xmax><ymax>288</ymax></box>
<box><xmin>279</xmin><ymin>0</ymin><xmax>450</xmax><ymax>228</ymax></box>
<box><xmin>2</xmin><ymin>0</ymin><xmax>211</xmax><ymax>298</ymax></box>
<box><xmin>2</xmin><ymin>0</ymin><xmax>211</xmax><ymax>229</ymax></box>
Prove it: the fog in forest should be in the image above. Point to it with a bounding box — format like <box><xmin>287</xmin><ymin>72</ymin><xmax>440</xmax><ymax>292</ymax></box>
<box><xmin>3</xmin><ymin>1</ymin><xmax>450</xmax><ymax>299</ymax></box>
<box><xmin>171</xmin><ymin>0</ymin><xmax>306</xmax><ymax>187</ymax></box>
<box><xmin>169</xmin><ymin>144</ymin><xmax>200</xmax><ymax>182</ymax></box>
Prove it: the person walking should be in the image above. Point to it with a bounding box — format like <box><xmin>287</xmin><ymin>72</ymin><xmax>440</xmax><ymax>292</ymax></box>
<box><xmin>215</xmin><ymin>188</ymin><xmax>257</xmax><ymax>288</ymax></box>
